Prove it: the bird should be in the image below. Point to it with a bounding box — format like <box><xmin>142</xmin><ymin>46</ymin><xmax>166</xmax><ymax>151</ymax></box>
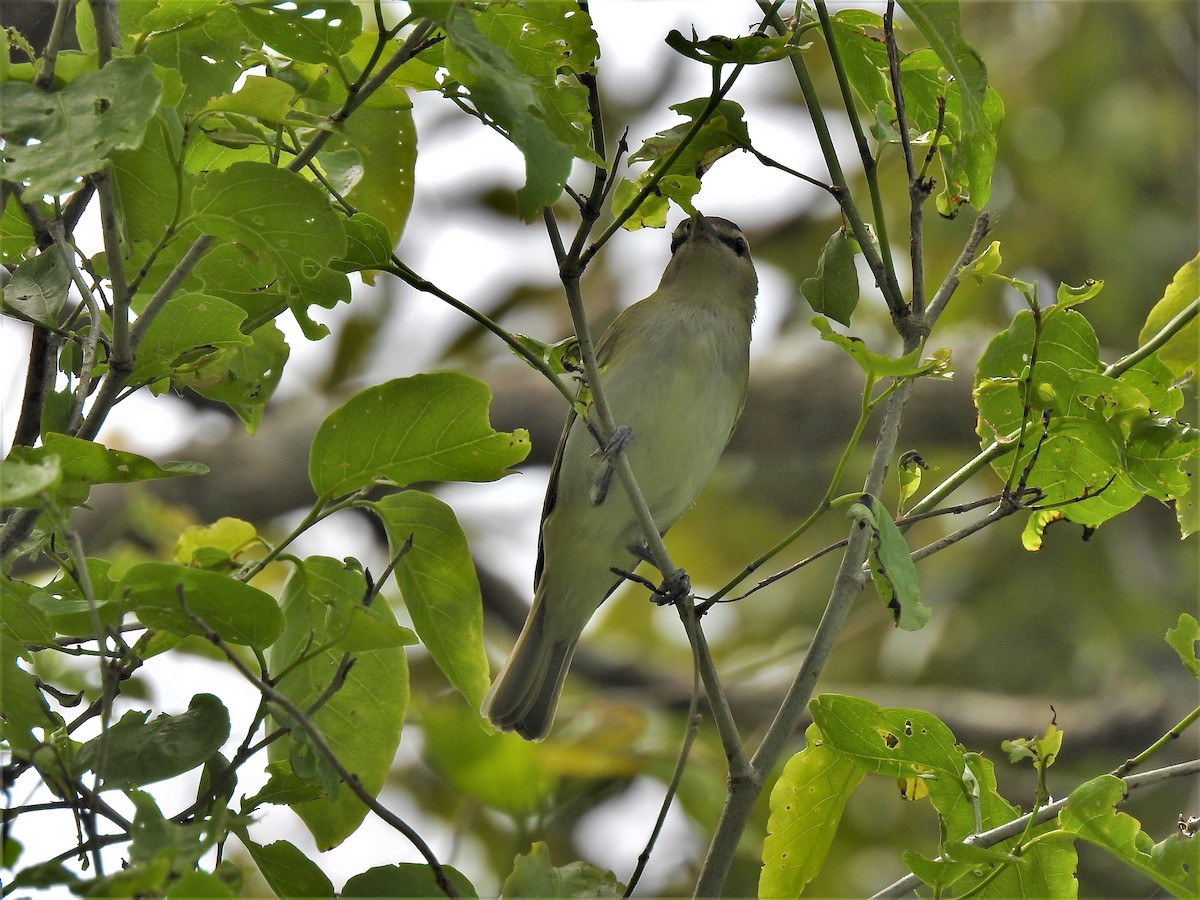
<box><xmin>483</xmin><ymin>214</ymin><xmax>759</xmax><ymax>740</ymax></box>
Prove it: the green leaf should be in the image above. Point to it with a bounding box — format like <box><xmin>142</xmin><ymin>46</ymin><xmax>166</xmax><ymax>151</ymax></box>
<box><xmin>238</xmin><ymin>834</ymin><xmax>334</xmax><ymax>899</ymax></box>
<box><xmin>75</xmin><ymin>693</ymin><xmax>230</xmax><ymax>789</ymax></box>
<box><xmin>615</xmin><ymin>98</ymin><xmax>750</xmax><ymax>227</ymax></box>
<box><xmin>0</xmin><ymin>637</ymin><xmax>60</xmax><ymax>752</ymax></box>
<box><xmin>140</xmin><ymin>5</ymin><xmax>253</xmax><ymax>110</ymax></box>
<box><xmin>2</xmin><ymin>249</ymin><xmax>71</xmax><ymax>326</ymax></box>
<box><xmin>1138</xmin><ymin>253</ymin><xmax>1199</xmax><ymax>380</ymax></box>
<box><xmin>438</xmin><ymin>4</ymin><xmax>579</xmax><ymax>219</ymax></box>
<box><xmin>268</xmin><ymin>557</ymin><xmax>409</xmax><ymax>850</ymax></box>
<box><xmin>1165</xmin><ymin>613</ymin><xmax>1200</xmax><ymax>678</ymax></box>
<box><xmin>1059</xmin><ymin>774</ymin><xmax>1198</xmax><ymax>897</ymax></box>
<box><xmin>828</xmin><ymin>11</ymin><xmax>891</xmax><ymax>118</ymax></box>
<box><xmin>801</xmin><ymin>229</ymin><xmax>860</xmax><ymax>326</ymax></box>
<box><xmin>1057</xmin><ymin>278</ymin><xmax>1105</xmax><ymax>307</ymax></box>
<box><xmin>665</xmin><ymin>30</ymin><xmax>804</xmax><ymax>65</ymax></box>
<box><xmin>812</xmin><ymin>317</ymin><xmax>950</xmax><ymax>381</ymax></box>
<box><xmin>205</xmin><ymin>74</ymin><xmax>298</xmax><ymax>126</ymax></box>
<box><xmin>511</xmin><ymin>334</ymin><xmax>581</xmax><ymax>377</ymax></box>
<box><xmin>0</xmin><ymin>55</ymin><xmax>163</xmax><ymax>196</ymax></box>
<box><xmin>131</xmin><ymin>293</ymin><xmax>251</xmax><ymax>387</ymax></box>
<box><xmin>370</xmin><ymin>491</ymin><xmax>491</xmax><ymax>708</ymax></box>
<box><xmin>809</xmin><ymin>694</ymin><xmax>964</xmax><ymax>780</ymax></box>
<box><xmin>192</xmin><ymin>161</ymin><xmax>349</xmax><ymax>340</ymax></box>
<box><xmin>322</xmin><ymin>106</ymin><xmax>417</xmax><ymax>247</ymax></box>
<box><xmin>342</xmin><ymin>864</ymin><xmax>478</xmax><ymax>898</ymax></box>
<box><xmin>759</xmin><ymin>723</ymin><xmax>865</xmax><ymax>899</ymax></box>
<box><xmin>3</xmin><ymin>435</ymin><xmax>205</xmax><ymax>507</ymax></box>
<box><xmin>0</xmin><ymin>455</ymin><xmax>61</xmax><ymax>506</ymax></box>
<box><xmin>334</xmin><ymin>214</ymin><xmax>395</xmax><ymax>275</ymax></box>
<box><xmin>501</xmin><ymin>842</ymin><xmax>623</xmax><ymax>898</ymax></box>
<box><xmin>239</xmin><ymin>761</ymin><xmax>325</xmax><ymax>814</ymax></box>
<box><xmin>235</xmin><ymin>0</ymin><xmax>362</xmax><ymax>65</ymax></box>
<box><xmin>120</xmin><ymin>562</ymin><xmax>283</xmax><ymax>649</ymax></box>
<box><xmin>851</xmin><ymin>498</ymin><xmax>930</xmax><ymax>630</ymax></box>
<box><xmin>0</xmin><ymin>583</ymin><xmax>58</xmax><ymax>647</ymax></box>
<box><xmin>896</xmin><ymin>0</ymin><xmax>987</xmax><ymax>135</ymax></box>
<box><xmin>309</xmin><ymin>372</ymin><xmax>530</xmax><ymax>500</ymax></box>
<box><xmin>472</xmin><ymin>2</ymin><xmax>602</xmax><ymax>165</ymax></box>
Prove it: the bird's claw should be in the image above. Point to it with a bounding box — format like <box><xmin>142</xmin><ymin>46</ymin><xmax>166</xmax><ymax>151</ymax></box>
<box><xmin>652</xmin><ymin>568</ymin><xmax>691</xmax><ymax>606</ymax></box>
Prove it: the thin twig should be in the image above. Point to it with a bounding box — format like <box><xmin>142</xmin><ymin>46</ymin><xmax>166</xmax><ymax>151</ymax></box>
<box><xmin>869</xmin><ymin>758</ymin><xmax>1200</xmax><ymax>899</ymax></box>
<box><xmin>178</xmin><ymin>601</ymin><xmax>459</xmax><ymax>900</ymax></box>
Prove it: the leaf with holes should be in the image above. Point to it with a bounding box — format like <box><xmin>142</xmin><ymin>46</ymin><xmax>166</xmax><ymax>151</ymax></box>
<box><xmin>759</xmin><ymin>723</ymin><xmax>865</xmax><ymax>899</ymax></box>
<box><xmin>0</xmin><ymin>56</ymin><xmax>163</xmax><ymax>196</ymax></box>
<box><xmin>192</xmin><ymin>162</ymin><xmax>349</xmax><ymax>339</ymax></box>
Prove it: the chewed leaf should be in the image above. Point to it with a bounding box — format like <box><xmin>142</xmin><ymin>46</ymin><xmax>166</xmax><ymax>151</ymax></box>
<box><xmin>309</xmin><ymin>372</ymin><xmax>530</xmax><ymax>499</ymax></box>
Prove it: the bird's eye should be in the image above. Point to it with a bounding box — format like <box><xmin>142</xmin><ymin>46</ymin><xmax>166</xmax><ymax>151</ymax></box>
<box><xmin>729</xmin><ymin>237</ymin><xmax>749</xmax><ymax>257</ymax></box>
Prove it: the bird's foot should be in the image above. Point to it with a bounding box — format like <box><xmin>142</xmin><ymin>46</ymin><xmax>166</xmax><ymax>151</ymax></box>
<box><xmin>651</xmin><ymin>568</ymin><xmax>691</xmax><ymax>607</ymax></box>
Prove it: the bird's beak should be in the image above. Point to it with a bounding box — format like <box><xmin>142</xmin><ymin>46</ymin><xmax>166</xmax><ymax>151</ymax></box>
<box><xmin>691</xmin><ymin>212</ymin><xmax>715</xmax><ymax>239</ymax></box>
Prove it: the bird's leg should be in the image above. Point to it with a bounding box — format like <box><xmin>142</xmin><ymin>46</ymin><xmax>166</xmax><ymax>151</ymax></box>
<box><xmin>589</xmin><ymin>424</ymin><xmax>633</xmax><ymax>506</ymax></box>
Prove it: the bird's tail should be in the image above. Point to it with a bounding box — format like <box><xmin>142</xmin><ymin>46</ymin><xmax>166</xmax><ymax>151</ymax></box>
<box><xmin>482</xmin><ymin>598</ymin><xmax>578</xmax><ymax>741</ymax></box>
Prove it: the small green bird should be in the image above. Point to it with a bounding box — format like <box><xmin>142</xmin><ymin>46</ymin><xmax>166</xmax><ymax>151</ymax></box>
<box><xmin>483</xmin><ymin>214</ymin><xmax>759</xmax><ymax>740</ymax></box>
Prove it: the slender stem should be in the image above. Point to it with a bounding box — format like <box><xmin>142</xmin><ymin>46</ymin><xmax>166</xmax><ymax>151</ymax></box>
<box><xmin>580</xmin><ymin>63</ymin><xmax>745</xmax><ymax>267</ymax></box>
<box><xmin>884</xmin><ymin>1</ymin><xmax>931</xmax><ymax>318</ymax></box>
<box><xmin>1105</xmin><ymin>296</ymin><xmax>1198</xmax><ymax>378</ymax></box>
<box><xmin>1112</xmin><ymin>703</ymin><xmax>1200</xmax><ymax>777</ymax></box>
<box><xmin>33</xmin><ymin>0</ymin><xmax>75</xmax><ymax>88</ymax></box>
<box><xmin>383</xmin><ymin>259</ymin><xmax>578</xmax><ymax>411</ymax></box>
<box><xmin>926</xmin><ymin>211</ymin><xmax>991</xmax><ymax>325</ymax></box>
<box><xmin>704</xmin><ymin>373</ymin><xmax>876</xmax><ymax>605</ymax></box>
<box><xmin>757</xmin><ymin>1</ymin><xmax>897</xmax><ymax>322</ymax></box>
<box><xmin>182</xmin><ymin>603</ymin><xmax>459</xmax><ymax>899</ymax></box>
<box><xmin>44</xmin><ymin>222</ymin><xmax>102</xmax><ymax>434</ymax></box>
<box><xmin>288</xmin><ymin>20</ymin><xmax>437</xmax><ymax>174</ymax></box>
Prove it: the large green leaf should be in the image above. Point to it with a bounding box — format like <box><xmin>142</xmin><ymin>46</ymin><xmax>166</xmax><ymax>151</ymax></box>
<box><xmin>192</xmin><ymin>162</ymin><xmax>349</xmax><ymax>339</ymax></box>
<box><xmin>309</xmin><ymin>373</ymin><xmax>530</xmax><ymax>500</ymax></box>
<box><xmin>371</xmin><ymin>491</ymin><xmax>491</xmax><ymax>710</ymax></box>
<box><xmin>1059</xmin><ymin>775</ymin><xmax>1198</xmax><ymax>897</ymax></box>
<box><xmin>139</xmin><ymin>3</ymin><xmax>252</xmax><ymax>110</ymax></box>
<box><xmin>120</xmin><ymin>563</ymin><xmax>283</xmax><ymax>649</ymax></box>
<box><xmin>235</xmin><ymin>0</ymin><xmax>362</xmax><ymax>66</ymax></box>
<box><xmin>897</xmin><ymin>0</ymin><xmax>987</xmax><ymax>134</ymax></box>
<box><xmin>2</xmin><ymin>434</ymin><xmax>206</xmax><ymax>507</ymax></box>
<box><xmin>801</xmin><ymin>229</ymin><xmax>860</xmax><ymax>326</ymax></box>
<box><xmin>75</xmin><ymin>693</ymin><xmax>230</xmax><ymax>789</ymax></box>
<box><xmin>435</xmin><ymin>3</ymin><xmax>581</xmax><ymax>219</ymax></box>
<box><xmin>268</xmin><ymin>557</ymin><xmax>409</xmax><ymax>850</ymax></box>
<box><xmin>759</xmin><ymin>723</ymin><xmax>865</xmax><ymax>899</ymax></box>
<box><xmin>0</xmin><ymin>55</ymin><xmax>163</xmax><ymax>196</ymax></box>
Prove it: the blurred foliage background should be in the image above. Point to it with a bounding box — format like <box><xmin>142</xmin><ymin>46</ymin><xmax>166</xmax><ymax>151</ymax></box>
<box><xmin>4</xmin><ymin>1</ymin><xmax>1194</xmax><ymax>896</ymax></box>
